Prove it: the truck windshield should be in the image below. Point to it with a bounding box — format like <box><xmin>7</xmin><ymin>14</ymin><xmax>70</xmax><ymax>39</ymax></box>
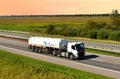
<box><xmin>75</xmin><ymin>44</ymin><xmax>84</xmax><ymax>50</ymax></box>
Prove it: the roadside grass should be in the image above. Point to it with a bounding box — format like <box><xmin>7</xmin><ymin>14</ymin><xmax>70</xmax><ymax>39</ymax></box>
<box><xmin>86</xmin><ymin>48</ymin><xmax>120</xmax><ymax>57</ymax></box>
<box><xmin>0</xmin><ymin>50</ymin><xmax>113</xmax><ymax>79</ymax></box>
<box><xmin>0</xmin><ymin>23</ymin><xmax>84</xmax><ymax>34</ymax></box>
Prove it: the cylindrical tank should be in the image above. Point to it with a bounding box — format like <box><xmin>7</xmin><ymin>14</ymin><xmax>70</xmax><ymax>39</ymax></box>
<box><xmin>28</xmin><ymin>37</ymin><xmax>68</xmax><ymax>50</ymax></box>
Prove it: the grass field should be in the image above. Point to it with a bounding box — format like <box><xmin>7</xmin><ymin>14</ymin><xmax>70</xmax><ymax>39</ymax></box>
<box><xmin>0</xmin><ymin>49</ymin><xmax>113</xmax><ymax>79</ymax></box>
<box><xmin>0</xmin><ymin>16</ymin><xmax>111</xmax><ymax>34</ymax></box>
<box><xmin>0</xmin><ymin>16</ymin><xmax>110</xmax><ymax>24</ymax></box>
<box><xmin>0</xmin><ymin>16</ymin><xmax>119</xmax><ymax>42</ymax></box>
<box><xmin>0</xmin><ymin>16</ymin><xmax>111</xmax><ymax>31</ymax></box>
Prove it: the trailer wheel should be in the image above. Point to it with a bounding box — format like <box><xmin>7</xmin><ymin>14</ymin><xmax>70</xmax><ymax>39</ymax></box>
<box><xmin>49</xmin><ymin>48</ymin><xmax>53</xmax><ymax>54</ymax></box>
<box><xmin>69</xmin><ymin>54</ymin><xmax>74</xmax><ymax>60</ymax></box>
<box><xmin>52</xmin><ymin>50</ymin><xmax>57</xmax><ymax>56</ymax></box>
<box><xmin>32</xmin><ymin>46</ymin><xmax>35</xmax><ymax>52</ymax></box>
<box><xmin>38</xmin><ymin>48</ymin><xmax>42</xmax><ymax>53</ymax></box>
<box><xmin>35</xmin><ymin>47</ymin><xmax>39</xmax><ymax>53</ymax></box>
<box><xmin>29</xmin><ymin>46</ymin><xmax>32</xmax><ymax>51</ymax></box>
<box><xmin>44</xmin><ymin>48</ymin><xmax>49</xmax><ymax>54</ymax></box>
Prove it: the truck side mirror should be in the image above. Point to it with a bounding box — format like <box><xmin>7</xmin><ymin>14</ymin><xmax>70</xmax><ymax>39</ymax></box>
<box><xmin>71</xmin><ymin>45</ymin><xmax>75</xmax><ymax>50</ymax></box>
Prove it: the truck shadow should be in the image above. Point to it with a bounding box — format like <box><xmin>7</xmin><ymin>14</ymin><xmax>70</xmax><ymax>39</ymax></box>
<box><xmin>83</xmin><ymin>55</ymin><xmax>99</xmax><ymax>60</ymax></box>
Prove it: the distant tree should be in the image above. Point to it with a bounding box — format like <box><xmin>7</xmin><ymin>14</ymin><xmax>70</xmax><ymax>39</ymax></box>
<box><xmin>110</xmin><ymin>9</ymin><xmax>120</xmax><ymax>26</ymax></box>
<box><xmin>46</xmin><ymin>25</ymin><xmax>55</xmax><ymax>34</ymax></box>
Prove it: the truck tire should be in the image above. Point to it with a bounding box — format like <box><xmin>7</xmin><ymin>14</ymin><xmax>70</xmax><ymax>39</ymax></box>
<box><xmin>57</xmin><ymin>51</ymin><xmax>61</xmax><ymax>57</ymax></box>
<box><xmin>44</xmin><ymin>48</ymin><xmax>49</xmax><ymax>54</ymax></box>
<box><xmin>35</xmin><ymin>47</ymin><xmax>39</xmax><ymax>53</ymax></box>
<box><xmin>69</xmin><ymin>54</ymin><xmax>74</xmax><ymax>60</ymax></box>
<box><xmin>29</xmin><ymin>46</ymin><xmax>32</xmax><ymax>51</ymax></box>
<box><xmin>32</xmin><ymin>46</ymin><xmax>35</xmax><ymax>52</ymax></box>
<box><xmin>38</xmin><ymin>48</ymin><xmax>42</xmax><ymax>53</ymax></box>
<box><xmin>49</xmin><ymin>48</ymin><xmax>53</xmax><ymax>54</ymax></box>
<box><xmin>52</xmin><ymin>50</ymin><xmax>57</xmax><ymax>56</ymax></box>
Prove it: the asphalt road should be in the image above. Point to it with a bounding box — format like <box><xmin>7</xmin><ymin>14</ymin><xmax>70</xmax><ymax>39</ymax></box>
<box><xmin>0</xmin><ymin>31</ymin><xmax>120</xmax><ymax>53</ymax></box>
<box><xmin>0</xmin><ymin>37</ymin><xmax>120</xmax><ymax>79</ymax></box>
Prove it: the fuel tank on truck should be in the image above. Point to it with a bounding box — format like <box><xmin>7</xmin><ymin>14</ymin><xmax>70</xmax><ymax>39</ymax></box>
<box><xmin>28</xmin><ymin>37</ymin><xmax>68</xmax><ymax>50</ymax></box>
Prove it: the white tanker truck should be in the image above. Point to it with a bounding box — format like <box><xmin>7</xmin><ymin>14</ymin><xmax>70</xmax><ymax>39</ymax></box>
<box><xmin>28</xmin><ymin>37</ymin><xmax>85</xmax><ymax>59</ymax></box>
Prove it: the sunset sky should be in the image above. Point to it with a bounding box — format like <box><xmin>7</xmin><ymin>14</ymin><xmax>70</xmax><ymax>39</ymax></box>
<box><xmin>0</xmin><ymin>0</ymin><xmax>120</xmax><ymax>15</ymax></box>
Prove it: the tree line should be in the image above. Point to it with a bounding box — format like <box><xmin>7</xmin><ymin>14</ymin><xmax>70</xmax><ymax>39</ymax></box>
<box><xmin>45</xmin><ymin>10</ymin><xmax>120</xmax><ymax>41</ymax></box>
<box><xmin>1</xmin><ymin>14</ymin><xmax>119</xmax><ymax>17</ymax></box>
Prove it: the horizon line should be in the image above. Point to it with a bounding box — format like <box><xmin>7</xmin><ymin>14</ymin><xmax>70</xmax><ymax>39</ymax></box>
<box><xmin>0</xmin><ymin>13</ymin><xmax>113</xmax><ymax>17</ymax></box>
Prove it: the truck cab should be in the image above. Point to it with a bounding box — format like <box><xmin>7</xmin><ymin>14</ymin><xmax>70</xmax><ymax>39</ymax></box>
<box><xmin>67</xmin><ymin>42</ymin><xmax>85</xmax><ymax>59</ymax></box>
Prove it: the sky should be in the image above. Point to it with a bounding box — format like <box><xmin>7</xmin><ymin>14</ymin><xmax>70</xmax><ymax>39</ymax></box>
<box><xmin>0</xmin><ymin>0</ymin><xmax>120</xmax><ymax>15</ymax></box>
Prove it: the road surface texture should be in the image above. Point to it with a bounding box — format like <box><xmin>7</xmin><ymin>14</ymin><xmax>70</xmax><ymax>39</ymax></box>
<box><xmin>0</xmin><ymin>31</ymin><xmax>120</xmax><ymax>53</ymax></box>
<box><xmin>0</xmin><ymin>37</ymin><xmax>120</xmax><ymax>79</ymax></box>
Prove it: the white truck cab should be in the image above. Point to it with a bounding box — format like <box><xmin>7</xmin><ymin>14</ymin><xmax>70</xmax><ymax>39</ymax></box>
<box><xmin>67</xmin><ymin>42</ymin><xmax>85</xmax><ymax>59</ymax></box>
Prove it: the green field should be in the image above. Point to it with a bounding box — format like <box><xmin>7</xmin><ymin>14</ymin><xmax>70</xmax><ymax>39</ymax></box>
<box><xmin>0</xmin><ymin>16</ymin><xmax>110</xmax><ymax>32</ymax></box>
<box><xmin>0</xmin><ymin>16</ymin><xmax>110</xmax><ymax>24</ymax></box>
<box><xmin>0</xmin><ymin>16</ymin><xmax>119</xmax><ymax>42</ymax></box>
<box><xmin>0</xmin><ymin>49</ymin><xmax>113</xmax><ymax>79</ymax></box>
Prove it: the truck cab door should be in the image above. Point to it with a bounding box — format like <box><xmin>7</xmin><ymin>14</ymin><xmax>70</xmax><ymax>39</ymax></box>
<box><xmin>71</xmin><ymin>45</ymin><xmax>77</xmax><ymax>56</ymax></box>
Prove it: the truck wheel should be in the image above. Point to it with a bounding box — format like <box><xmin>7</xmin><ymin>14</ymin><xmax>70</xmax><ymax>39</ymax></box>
<box><xmin>32</xmin><ymin>46</ymin><xmax>35</xmax><ymax>52</ymax></box>
<box><xmin>35</xmin><ymin>47</ymin><xmax>39</xmax><ymax>53</ymax></box>
<box><xmin>52</xmin><ymin>50</ymin><xmax>57</xmax><ymax>56</ymax></box>
<box><xmin>38</xmin><ymin>48</ymin><xmax>42</xmax><ymax>53</ymax></box>
<box><xmin>49</xmin><ymin>49</ymin><xmax>53</xmax><ymax>54</ymax></box>
<box><xmin>44</xmin><ymin>49</ymin><xmax>49</xmax><ymax>54</ymax></box>
<box><xmin>57</xmin><ymin>51</ymin><xmax>61</xmax><ymax>57</ymax></box>
<box><xmin>29</xmin><ymin>46</ymin><xmax>33</xmax><ymax>51</ymax></box>
<box><xmin>69</xmin><ymin>54</ymin><xmax>74</xmax><ymax>60</ymax></box>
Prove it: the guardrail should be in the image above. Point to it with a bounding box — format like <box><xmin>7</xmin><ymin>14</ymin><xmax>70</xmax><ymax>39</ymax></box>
<box><xmin>0</xmin><ymin>30</ymin><xmax>29</xmax><ymax>34</ymax></box>
<box><xmin>0</xmin><ymin>31</ymin><xmax>120</xmax><ymax>53</ymax></box>
<box><xmin>0</xmin><ymin>33</ymin><xmax>28</xmax><ymax>40</ymax></box>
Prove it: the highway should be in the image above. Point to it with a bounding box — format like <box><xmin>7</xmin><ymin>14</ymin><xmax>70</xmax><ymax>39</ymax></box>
<box><xmin>0</xmin><ymin>37</ymin><xmax>120</xmax><ymax>79</ymax></box>
<box><xmin>0</xmin><ymin>31</ymin><xmax>120</xmax><ymax>53</ymax></box>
